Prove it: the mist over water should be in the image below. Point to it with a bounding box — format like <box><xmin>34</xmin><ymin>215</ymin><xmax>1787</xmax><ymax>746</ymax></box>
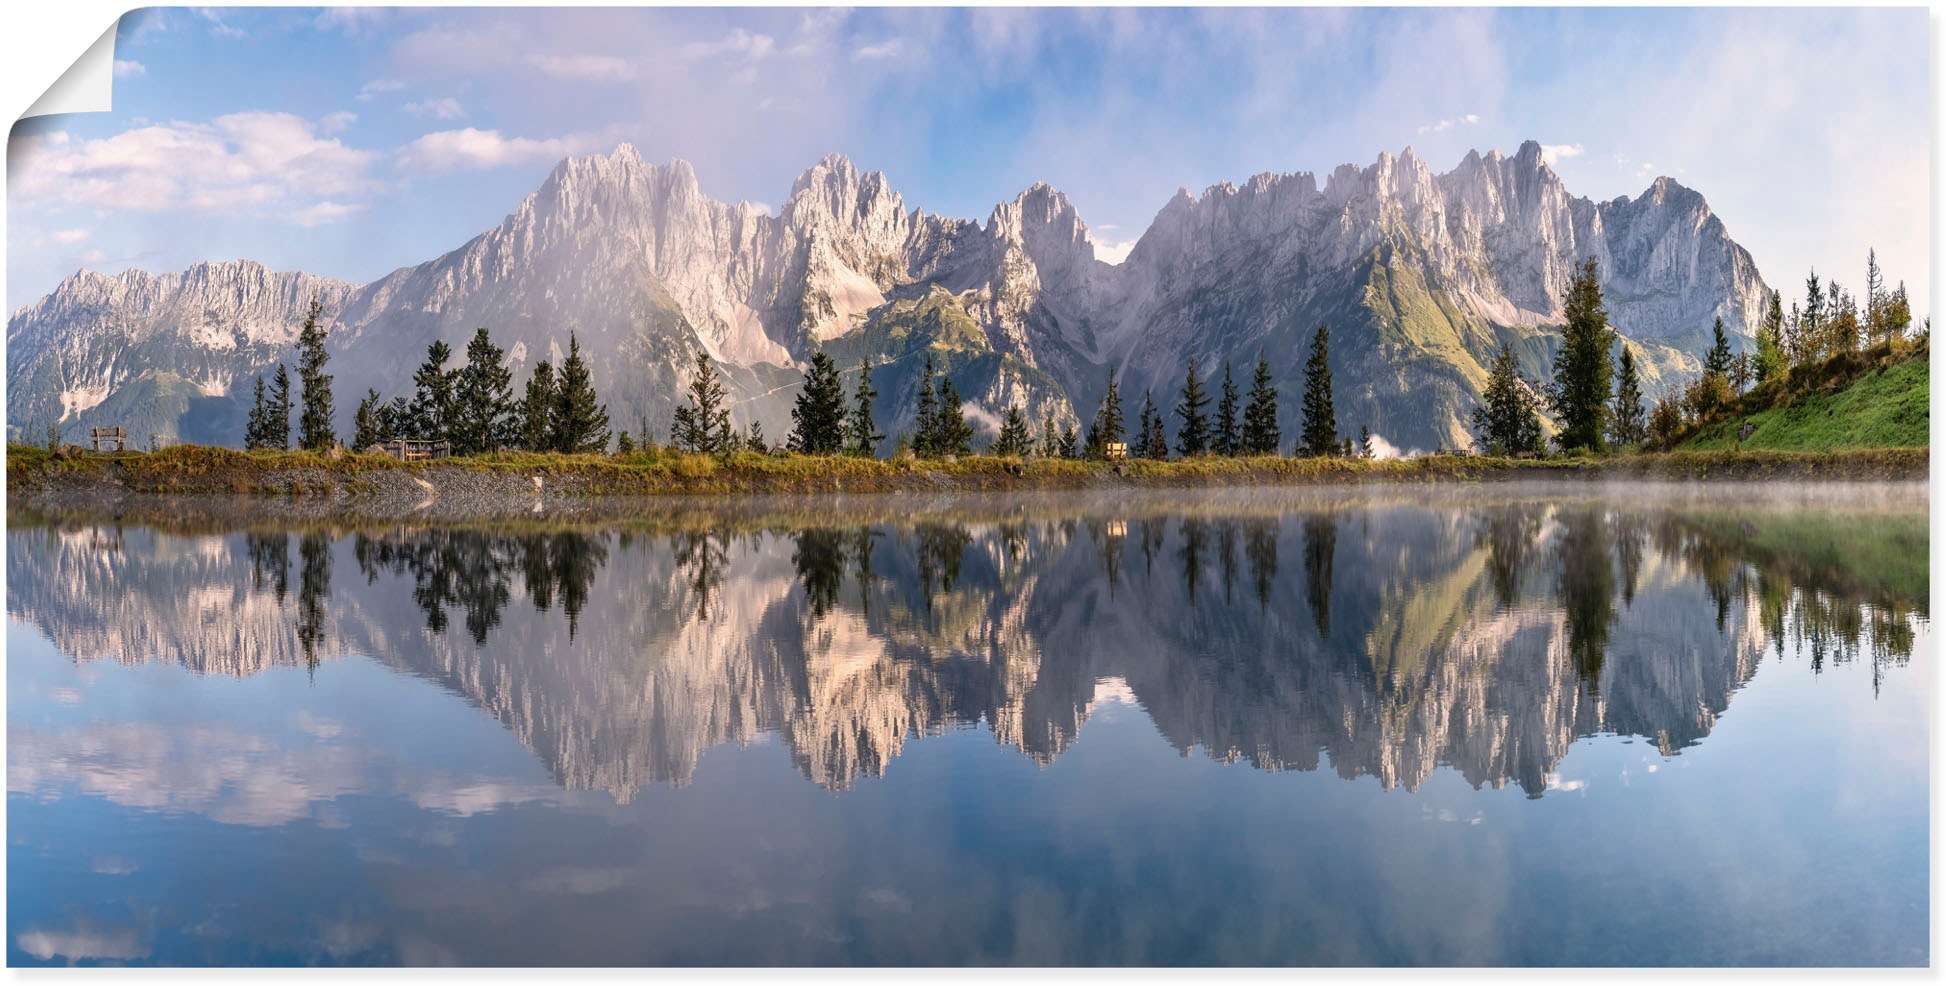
<box><xmin>5</xmin><ymin>486</ymin><xmax>1928</xmax><ymax>965</ymax></box>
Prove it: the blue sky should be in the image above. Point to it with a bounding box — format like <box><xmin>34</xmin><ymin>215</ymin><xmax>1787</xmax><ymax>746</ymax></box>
<box><xmin>6</xmin><ymin>6</ymin><xmax>1931</xmax><ymax>318</ymax></box>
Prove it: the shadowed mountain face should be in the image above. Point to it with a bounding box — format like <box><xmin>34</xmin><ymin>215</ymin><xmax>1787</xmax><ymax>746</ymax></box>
<box><xmin>7</xmin><ymin>493</ymin><xmax>1922</xmax><ymax>800</ymax></box>
<box><xmin>9</xmin><ymin>142</ymin><xmax>1768</xmax><ymax>452</ymax></box>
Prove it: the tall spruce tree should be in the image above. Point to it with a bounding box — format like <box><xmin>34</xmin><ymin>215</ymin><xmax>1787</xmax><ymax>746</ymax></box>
<box><xmin>788</xmin><ymin>351</ymin><xmax>847</xmax><ymax>454</ymax></box>
<box><xmin>1865</xmin><ymin>248</ymin><xmax>1888</xmax><ymax>343</ymax></box>
<box><xmin>846</xmin><ymin>358</ymin><xmax>882</xmax><ymax>456</ymax></box>
<box><xmin>353</xmin><ymin>389</ymin><xmax>383</xmax><ymax>449</ymax></box>
<box><xmin>1242</xmin><ymin>352</ymin><xmax>1281</xmax><ymax>456</ymax></box>
<box><xmin>671</xmin><ymin>349</ymin><xmax>729</xmax><ymax>453</ymax></box>
<box><xmin>521</xmin><ymin>361</ymin><xmax>555</xmax><ymax>451</ymax></box>
<box><xmin>932</xmin><ymin>374</ymin><xmax>974</xmax><ymax>456</ymax></box>
<box><xmin>452</xmin><ymin>327</ymin><xmax>518</xmax><ymax>455</ymax></box>
<box><xmin>1755</xmin><ymin>290</ymin><xmax>1786</xmax><ymax>383</ymax></box>
<box><xmin>1214</xmin><ymin>362</ymin><xmax>1240</xmax><ymax>456</ymax></box>
<box><xmin>1299</xmin><ymin>324</ymin><xmax>1336</xmax><ymax>457</ymax></box>
<box><xmin>913</xmin><ymin>355</ymin><xmax>940</xmax><ymax>457</ymax></box>
<box><xmin>1144</xmin><ymin>400</ymin><xmax>1169</xmax><ymax>459</ymax></box>
<box><xmin>267</xmin><ymin>364</ymin><xmax>293</xmax><ymax>450</ymax></box>
<box><xmin>1472</xmin><ymin>342</ymin><xmax>1546</xmax><ymax>456</ymax></box>
<box><xmin>1174</xmin><ymin>354</ymin><xmax>1211</xmax><ymax>456</ymax></box>
<box><xmin>1703</xmin><ymin>316</ymin><xmax>1733</xmax><ymax>380</ymax></box>
<box><xmin>244</xmin><ymin>376</ymin><xmax>271</xmax><ymax>449</ymax></box>
<box><xmin>1039</xmin><ymin>413</ymin><xmax>1061</xmax><ymax>459</ymax></box>
<box><xmin>1134</xmin><ymin>393</ymin><xmax>1157</xmax><ymax>459</ymax></box>
<box><xmin>409</xmin><ymin>341</ymin><xmax>455</xmax><ymax>441</ymax></box>
<box><xmin>1610</xmin><ymin>344</ymin><xmax>1646</xmax><ymax>447</ymax></box>
<box><xmin>991</xmin><ymin>404</ymin><xmax>1032</xmax><ymax>457</ymax></box>
<box><xmin>1359</xmin><ymin>426</ymin><xmax>1374</xmax><ymax>459</ymax></box>
<box><xmin>551</xmin><ymin>333</ymin><xmax>611</xmax><ymax>453</ymax></box>
<box><xmin>1058</xmin><ymin>425</ymin><xmax>1079</xmax><ymax>459</ymax></box>
<box><xmin>294</xmin><ymin>297</ymin><xmax>334</xmax><ymax>450</ymax></box>
<box><xmin>1085</xmin><ymin>368</ymin><xmax>1124</xmax><ymax>459</ymax></box>
<box><xmin>378</xmin><ymin>396</ymin><xmax>409</xmax><ymax>443</ymax></box>
<box><xmin>1546</xmin><ymin>259</ymin><xmax>1614</xmax><ymax>452</ymax></box>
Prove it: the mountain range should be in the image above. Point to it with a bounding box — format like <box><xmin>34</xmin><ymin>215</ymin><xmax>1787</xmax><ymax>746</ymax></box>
<box><xmin>6</xmin><ymin>140</ymin><xmax>1771</xmax><ymax>452</ymax></box>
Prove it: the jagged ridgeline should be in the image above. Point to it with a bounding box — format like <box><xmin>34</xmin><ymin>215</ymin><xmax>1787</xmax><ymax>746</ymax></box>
<box><xmin>7</xmin><ymin>142</ymin><xmax>1770</xmax><ymax>452</ymax></box>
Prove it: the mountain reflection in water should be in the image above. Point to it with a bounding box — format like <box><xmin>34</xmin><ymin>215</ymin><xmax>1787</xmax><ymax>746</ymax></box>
<box><xmin>8</xmin><ymin>491</ymin><xmax>1925</xmax><ymax>801</ymax></box>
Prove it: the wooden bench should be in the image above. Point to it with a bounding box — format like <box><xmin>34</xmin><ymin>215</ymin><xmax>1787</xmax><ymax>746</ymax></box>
<box><xmin>89</xmin><ymin>426</ymin><xmax>126</xmax><ymax>453</ymax></box>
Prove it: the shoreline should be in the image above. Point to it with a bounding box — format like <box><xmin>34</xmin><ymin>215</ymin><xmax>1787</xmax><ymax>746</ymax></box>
<box><xmin>5</xmin><ymin>444</ymin><xmax>1927</xmax><ymax>524</ymax></box>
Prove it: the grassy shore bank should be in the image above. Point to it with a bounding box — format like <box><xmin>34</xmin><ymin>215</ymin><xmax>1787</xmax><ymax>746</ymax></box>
<box><xmin>7</xmin><ymin>442</ymin><xmax>1928</xmax><ymax>503</ymax></box>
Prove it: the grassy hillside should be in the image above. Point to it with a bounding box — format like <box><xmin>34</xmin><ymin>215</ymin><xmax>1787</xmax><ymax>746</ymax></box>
<box><xmin>1683</xmin><ymin>339</ymin><xmax>1929</xmax><ymax>452</ymax></box>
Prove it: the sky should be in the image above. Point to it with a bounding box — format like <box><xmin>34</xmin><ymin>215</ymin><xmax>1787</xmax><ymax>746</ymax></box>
<box><xmin>5</xmin><ymin>6</ymin><xmax>1932</xmax><ymax>318</ymax></box>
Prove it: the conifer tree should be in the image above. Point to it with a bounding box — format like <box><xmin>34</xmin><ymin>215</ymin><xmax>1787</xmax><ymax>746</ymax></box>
<box><xmin>1214</xmin><ymin>361</ymin><xmax>1240</xmax><ymax>456</ymax></box>
<box><xmin>1085</xmin><ymin>369</ymin><xmax>1124</xmax><ymax>459</ymax></box>
<box><xmin>244</xmin><ymin>375</ymin><xmax>271</xmax><ymax>449</ymax></box>
<box><xmin>1802</xmin><ymin>272</ymin><xmax>1826</xmax><ymax>363</ymax></box>
<box><xmin>913</xmin><ymin>355</ymin><xmax>940</xmax><ymax>457</ymax></box>
<box><xmin>1755</xmin><ymin>290</ymin><xmax>1787</xmax><ymax>383</ymax></box>
<box><xmin>1610</xmin><ymin>344</ymin><xmax>1645</xmax><ymax>447</ymax></box>
<box><xmin>551</xmin><ymin>333</ymin><xmax>611</xmax><ymax>453</ymax></box>
<box><xmin>1472</xmin><ymin>342</ymin><xmax>1546</xmax><ymax>456</ymax></box>
<box><xmin>616</xmin><ymin>431</ymin><xmax>636</xmax><ymax>454</ymax></box>
<box><xmin>1299</xmin><ymin>324</ymin><xmax>1337</xmax><ymax>457</ymax></box>
<box><xmin>671</xmin><ymin>349</ymin><xmax>729</xmax><ymax>453</ymax></box>
<box><xmin>1703</xmin><ymin>316</ymin><xmax>1733</xmax><ymax>381</ymax></box>
<box><xmin>353</xmin><ymin>389</ymin><xmax>383</xmax><ymax>449</ymax></box>
<box><xmin>1058</xmin><ymin>425</ymin><xmax>1079</xmax><ymax>459</ymax></box>
<box><xmin>521</xmin><ymin>361</ymin><xmax>555</xmax><ymax>451</ymax></box>
<box><xmin>931</xmin><ymin>374</ymin><xmax>974</xmax><ymax>456</ymax></box>
<box><xmin>267</xmin><ymin>364</ymin><xmax>293</xmax><ymax>450</ymax></box>
<box><xmin>788</xmin><ymin>351</ymin><xmax>847</xmax><ymax>455</ymax></box>
<box><xmin>409</xmin><ymin>341</ymin><xmax>455</xmax><ymax>442</ymax></box>
<box><xmin>991</xmin><ymin>403</ymin><xmax>1032</xmax><ymax>456</ymax></box>
<box><xmin>1359</xmin><ymin>426</ymin><xmax>1374</xmax><ymax>459</ymax></box>
<box><xmin>294</xmin><ymin>297</ymin><xmax>334</xmax><ymax>450</ymax></box>
<box><xmin>452</xmin><ymin>327</ymin><xmax>518</xmax><ymax>455</ymax></box>
<box><xmin>1134</xmin><ymin>392</ymin><xmax>1158</xmax><ymax>459</ymax></box>
<box><xmin>1137</xmin><ymin>391</ymin><xmax>1169</xmax><ymax>459</ymax></box>
<box><xmin>1865</xmin><ymin>248</ymin><xmax>1887</xmax><ymax>343</ymax></box>
<box><xmin>1546</xmin><ymin>259</ymin><xmax>1614</xmax><ymax>452</ymax></box>
<box><xmin>746</xmin><ymin>421</ymin><xmax>767</xmax><ymax>453</ymax></box>
<box><xmin>1174</xmin><ymin>354</ymin><xmax>1211</xmax><ymax>456</ymax></box>
<box><xmin>1241</xmin><ymin>352</ymin><xmax>1281</xmax><ymax>456</ymax></box>
<box><xmin>846</xmin><ymin>357</ymin><xmax>882</xmax><ymax>457</ymax></box>
<box><xmin>378</xmin><ymin>397</ymin><xmax>408</xmax><ymax>443</ymax></box>
<box><xmin>1039</xmin><ymin>413</ymin><xmax>1061</xmax><ymax>459</ymax></box>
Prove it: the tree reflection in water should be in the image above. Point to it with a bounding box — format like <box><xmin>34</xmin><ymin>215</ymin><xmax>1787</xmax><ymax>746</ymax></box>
<box><xmin>14</xmin><ymin>495</ymin><xmax>1925</xmax><ymax>797</ymax></box>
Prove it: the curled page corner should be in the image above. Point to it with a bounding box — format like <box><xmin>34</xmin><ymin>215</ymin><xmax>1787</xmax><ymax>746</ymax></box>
<box><xmin>20</xmin><ymin>20</ymin><xmax>119</xmax><ymax>122</ymax></box>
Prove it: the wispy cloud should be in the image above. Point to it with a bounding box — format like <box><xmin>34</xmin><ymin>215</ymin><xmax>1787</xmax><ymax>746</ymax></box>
<box><xmin>319</xmin><ymin>110</ymin><xmax>357</xmax><ymax>135</ymax></box>
<box><xmin>52</xmin><ymin>229</ymin><xmax>89</xmax><ymax>245</ymax></box>
<box><xmin>395</xmin><ymin>127</ymin><xmax>600</xmax><ymax>174</ymax></box>
<box><xmin>851</xmin><ymin>41</ymin><xmax>902</xmax><ymax>62</ymax></box>
<box><xmin>315</xmin><ymin>7</ymin><xmax>389</xmax><ymax>37</ymax></box>
<box><xmin>112</xmin><ymin>60</ymin><xmax>145</xmax><ymax>79</ymax></box>
<box><xmin>356</xmin><ymin>78</ymin><xmax>404</xmax><ymax>102</ymax></box>
<box><xmin>681</xmin><ymin>28</ymin><xmax>775</xmax><ymax>62</ymax></box>
<box><xmin>294</xmin><ymin>201</ymin><xmax>365</xmax><ymax>227</ymax></box>
<box><xmin>528</xmin><ymin>53</ymin><xmax>637</xmax><ymax>83</ymax></box>
<box><xmin>403</xmin><ymin>97</ymin><xmax>466</xmax><ymax>121</ymax></box>
<box><xmin>193</xmin><ymin>8</ymin><xmax>245</xmax><ymax>40</ymax></box>
<box><xmin>1417</xmin><ymin>112</ymin><xmax>1481</xmax><ymax>135</ymax></box>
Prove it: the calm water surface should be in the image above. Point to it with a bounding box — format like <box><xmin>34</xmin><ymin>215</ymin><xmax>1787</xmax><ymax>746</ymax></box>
<box><xmin>5</xmin><ymin>487</ymin><xmax>1929</xmax><ymax>965</ymax></box>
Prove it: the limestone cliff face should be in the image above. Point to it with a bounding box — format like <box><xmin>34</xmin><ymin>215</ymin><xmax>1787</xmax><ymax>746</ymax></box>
<box><xmin>10</xmin><ymin>142</ymin><xmax>1767</xmax><ymax>452</ymax></box>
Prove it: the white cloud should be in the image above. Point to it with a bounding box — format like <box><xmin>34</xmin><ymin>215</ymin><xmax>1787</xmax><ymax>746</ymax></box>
<box><xmin>1094</xmin><ymin>239</ymin><xmax>1138</xmax><ymax>266</ymax></box>
<box><xmin>112</xmin><ymin>60</ymin><xmax>145</xmax><ymax>79</ymax></box>
<box><xmin>1416</xmin><ymin>113</ymin><xmax>1482</xmax><ymax>135</ymax></box>
<box><xmin>9</xmin><ymin>113</ymin><xmax>378</xmax><ymax>216</ymax></box>
<box><xmin>681</xmin><ymin>28</ymin><xmax>776</xmax><ymax>62</ymax></box>
<box><xmin>396</xmin><ymin>128</ymin><xmax>599</xmax><ymax>174</ymax></box>
<box><xmin>356</xmin><ymin>79</ymin><xmax>404</xmax><ymax>102</ymax></box>
<box><xmin>17</xmin><ymin>924</ymin><xmax>148</xmax><ymax>963</ymax></box>
<box><xmin>52</xmin><ymin>228</ymin><xmax>88</xmax><ymax>245</ymax></box>
<box><xmin>315</xmin><ymin>7</ymin><xmax>388</xmax><ymax>36</ymax></box>
<box><xmin>527</xmin><ymin>53</ymin><xmax>637</xmax><ymax>83</ymax></box>
<box><xmin>319</xmin><ymin>110</ymin><xmax>357</xmax><ymax>135</ymax></box>
<box><xmin>294</xmin><ymin>201</ymin><xmax>364</xmax><ymax>227</ymax></box>
<box><xmin>194</xmin><ymin>7</ymin><xmax>245</xmax><ymax>40</ymax></box>
<box><xmin>403</xmin><ymin>97</ymin><xmax>467</xmax><ymax>121</ymax></box>
<box><xmin>1539</xmin><ymin>143</ymin><xmax>1584</xmax><ymax>165</ymax></box>
<box><xmin>852</xmin><ymin>41</ymin><xmax>902</xmax><ymax>62</ymax></box>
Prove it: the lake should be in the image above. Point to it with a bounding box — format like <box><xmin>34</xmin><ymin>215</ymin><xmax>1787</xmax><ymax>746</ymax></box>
<box><xmin>5</xmin><ymin>485</ymin><xmax>1929</xmax><ymax>966</ymax></box>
